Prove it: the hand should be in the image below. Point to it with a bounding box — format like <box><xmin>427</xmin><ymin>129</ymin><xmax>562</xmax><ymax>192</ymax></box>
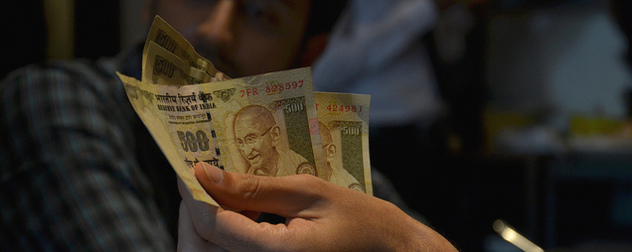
<box><xmin>178</xmin><ymin>162</ymin><xmax>458</xmax><ymax>252</ymax></box>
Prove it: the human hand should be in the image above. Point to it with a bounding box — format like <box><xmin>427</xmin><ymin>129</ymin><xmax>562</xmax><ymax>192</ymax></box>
<box><xmin>178</xmin><ymin>162</ymin><xmax>458</xmax><ymax>251</ymax></box>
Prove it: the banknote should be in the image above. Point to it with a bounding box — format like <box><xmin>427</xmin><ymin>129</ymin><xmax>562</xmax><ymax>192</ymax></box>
<box><xmin>196</xmin><ymin>67</ymin><xmax>328</xmax><ymax>180</ymax></box>
<box><xmin>118</xmin><ymin>73</ymin><xmax>218</xmax><ymax>206</ymax></box>
<box><xmin>143</xmin><ymin>41</ymin><xmax>211</xmax><ymax>85</ymax></box>
<box><xmin>143</xmin><ymin>15</ymin><xmax>224</xmax><ymax>81</ymax></box>
<box><xmin>315</xmin><ymin>92</ymin><xmax>372</xmax><ymax>195</ymax></box>
<box><xmin>118</xmin><ymin>67</ymin><xmax>329</xmax><ymax>204</ymax></box>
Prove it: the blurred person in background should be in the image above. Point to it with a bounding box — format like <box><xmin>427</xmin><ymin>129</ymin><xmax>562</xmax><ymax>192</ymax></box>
<box><xmin>1</xmin><ymin>0</ymin><xmax>434</xmax><ymax>250</ymax></box>
<box><xmin>0</xmin><ymin>0</ymin><xmax>349</xmax><ymax>250</ymax></box>
<box><xmin>312</xmin><ymin>0</ymin><xmax>445</xmax><ymax>214</ymax></box>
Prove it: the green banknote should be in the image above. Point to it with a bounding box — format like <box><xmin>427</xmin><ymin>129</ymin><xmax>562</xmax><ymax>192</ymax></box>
<box><xmin>315</xmin><ymin>92</ymin><xmax>372</xmax><ymax>195</ymax></box>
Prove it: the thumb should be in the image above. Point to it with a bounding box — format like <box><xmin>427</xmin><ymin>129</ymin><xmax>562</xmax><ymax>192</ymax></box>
<box><xmin>194</xmin><ymin>162</ymin><xmax>329</xmax><ymax>217</ymax></box>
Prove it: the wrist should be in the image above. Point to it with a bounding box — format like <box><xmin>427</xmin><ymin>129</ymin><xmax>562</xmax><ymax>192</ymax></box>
<box><xmin>391</xmin><ymin>214</ymin><xmax>458</xmax><ymax>252</ymax></box>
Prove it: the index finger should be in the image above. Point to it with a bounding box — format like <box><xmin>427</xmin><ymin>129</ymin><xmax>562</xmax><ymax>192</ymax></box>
<box><xmin>178</xmin><ymin>177</ymin><xmax>222</xmax><ymax>241</ymax></box>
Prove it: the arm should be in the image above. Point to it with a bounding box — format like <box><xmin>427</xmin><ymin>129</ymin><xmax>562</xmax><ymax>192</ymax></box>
<box><xmin>179</xmin><ymin>162</ymin><xmax>458</xmax><ymax>251</ymax></box>
<box><xmin>0</xmin><ymin>62</ymin><xmax>174</xmax><ymax>251</ymax></box>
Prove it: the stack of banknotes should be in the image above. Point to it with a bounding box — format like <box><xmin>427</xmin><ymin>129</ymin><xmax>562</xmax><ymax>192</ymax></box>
<box><xmin>117</xmin><ymin>16</ymin><xmax>372</xmax><ymax>206</ymax></box>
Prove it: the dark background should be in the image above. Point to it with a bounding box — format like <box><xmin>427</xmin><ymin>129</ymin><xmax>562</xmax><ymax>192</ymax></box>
<box><xmin>2</xmin><ymin>1</ymin><xmax>631</xmax><ymax>251</ymax></box>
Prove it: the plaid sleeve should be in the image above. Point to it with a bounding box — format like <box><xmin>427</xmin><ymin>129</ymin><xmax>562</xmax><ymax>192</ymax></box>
<box><xmin>0</xmin><ymin>61</ymin><xmax>175</xmax><ymax>251</ymax></box>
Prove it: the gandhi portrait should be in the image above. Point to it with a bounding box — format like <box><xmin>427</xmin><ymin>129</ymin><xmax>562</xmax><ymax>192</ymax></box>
<box><xmin>319</xmin><ymin>120</ymin><xmax>363</xmax><ymax>192</ymax></box>
<box><xmin>233</xmin><ymin>105</ymin><xmax>313</xmax><ymax>176</ymax></box>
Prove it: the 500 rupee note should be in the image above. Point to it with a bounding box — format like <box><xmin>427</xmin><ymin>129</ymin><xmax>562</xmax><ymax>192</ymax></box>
<box><xmin>144</xmin><ymin>41</ymin><xmax>211</xmax><ymax>85</ymax></box>
<box><xmin>118</xmin><ymin>73</ymin><xmax>219</xmax><ymax>206</ymax></box>
<box><xmin>315</xmin><ymin>92</ymin><xmax>372</xmax><ymax>195</ymax></box>
<box><xmin>200</xmin><ymin>67</ymin><xmax>328</xmax><ymax>180</ymax></box>
<box><xmin>143</xmin><ymin>15</ymin><xmax>227</xmax><ymax>81</ymax></box>
<box><xmin>118</xmin><ymin>68</ymin><xmax>328</xmax><ymax>204</ymax></box>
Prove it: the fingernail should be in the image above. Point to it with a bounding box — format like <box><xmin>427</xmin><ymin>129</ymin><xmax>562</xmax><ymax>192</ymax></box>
<box><xmin>203</xmin><ymin>164</ymin><xmax>224</xmax><ymax>184</ymax></box>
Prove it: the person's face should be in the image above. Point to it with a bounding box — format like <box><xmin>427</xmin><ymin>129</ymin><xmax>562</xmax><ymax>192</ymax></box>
<box><xmin>149</xmin><ymin>0</ymin><xmax>310</xmax><ymax>78</ymax></box>
<box><xmin>234</xmin><ymin>116</ymin><xmax>277</xmax><ymax>171</ymax></box>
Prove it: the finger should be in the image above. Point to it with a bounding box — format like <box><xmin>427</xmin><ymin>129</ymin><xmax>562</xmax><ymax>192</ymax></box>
<box><xmin>210</xmin><ymin>206</ymin><xmax>307</xmax><ymax>252</ymax></box>
<box><xmin>194</xmin><ymin>162</ymin><xmax>334</xmax><ymax>217</ymax></box>
<box><xmin>181</xmin><ymin>176</ymin><xmax>303</xmax><ymax>251</ymax></box>
<box><xmin>177</xmin><ymin>202</ymin><xmax>228</xmax><ymax>252</ymax></box>
<box><xmin>177</xmin><ymin>202</ymin><xmax>208</xmax><ymax>250</ymax></box>
<box><xmin>178</xmin><ymin>178</ymin><xmax>221</xmax><ymax>241</ymax></box>
<box><xmin>179</xmin><ymin>177</ymin><xmax>260</xmax><ymax>221</ymax></box>
<box><xmin>179</xmin><ymin>180</ymin><xmax>278</xmax><ymax>251</ymax></box>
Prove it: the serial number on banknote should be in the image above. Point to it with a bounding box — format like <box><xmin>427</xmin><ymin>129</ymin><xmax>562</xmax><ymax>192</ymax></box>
<box><xmin>238</xmin><ymin>80</ymin><xmax>306</xmax><ymax>97</ymax></box>
<box><xmin>317</xmin><ymin>104</ymin><xmax>364</xmax><ymax>113</ymax></box>
<box><xmin>265</xmin><ymin>80</ymin><xmax>305</xmax><ymax>95</ymax></box>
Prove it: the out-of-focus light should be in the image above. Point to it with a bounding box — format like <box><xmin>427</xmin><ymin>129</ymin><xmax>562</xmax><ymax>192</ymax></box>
<box><xmin>493</xmin><ymin>219</ymin><xmax>544</xmax><ymax>252</ymax></box>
